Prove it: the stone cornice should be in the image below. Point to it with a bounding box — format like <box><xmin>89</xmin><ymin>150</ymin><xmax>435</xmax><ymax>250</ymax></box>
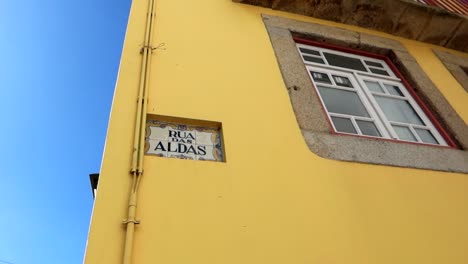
<box><xmin>233</xmin><ymin>0</ymin><xmax>468</xmax><ymax>52</ymax></box>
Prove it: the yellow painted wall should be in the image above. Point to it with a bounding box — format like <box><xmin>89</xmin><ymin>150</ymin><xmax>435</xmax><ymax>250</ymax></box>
<box><xmin>84</xmin><ymin>0</ymin><xmax>468</xmax><ymax>263</ymax></box>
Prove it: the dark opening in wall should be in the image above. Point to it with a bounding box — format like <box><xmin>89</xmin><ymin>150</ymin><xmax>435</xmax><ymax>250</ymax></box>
<box><xmin>462</xmin><ymin>66</ymin><xmax>468</xmax><ymax>77</ymax></box>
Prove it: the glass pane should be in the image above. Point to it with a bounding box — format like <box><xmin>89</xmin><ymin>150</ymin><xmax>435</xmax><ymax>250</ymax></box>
<box><xmin>369</xmin><ymin>68</ymin><xmax>389</xmax><ymax>76</ymax></box>
<box><xmin>384</xmin><ymin>84</ymin><xmax>404</xmax><ymax>96</ymax></box>
<box><xmin>303</xmin><ymin>55</ymin><xmax>325</xmax><ymax>64</ymax></box>
<box><xmin>323</xmin><ymin>52</ymin><xmax>367</xmax><ymax>71</ymax></box>
<box><xmin>365</xmin><ymin>60</ymin><xmax>383</xmax><ymax>68</ymax></box>
<box><xmin>299</xmin><ymin>48</ymin><xmax>320</xmax><ymax>56</ymax></box>
<box><xmin>317</xmin><ymin>86</ymin><xmax>370</xmax><ymax>117</ymax></box>
<box><xmin>310</xmin><ymin>71</ymin><xmax>332</xmax><ymax>84</ymax></box>
<box><xmin>356</xmin><ymin>120</ymin><xmax>381</xmax><ymax>137</ymax></box>
<box><xmin>364</xmin><ymin>81</ymin><xmax>384</xmax><ymax>93</ymax></box>
<box><xmin>415</xmin><ymin>128</ymin><xmax>438</xmax><ymax>144</ymax></box>
<box><xmin>332</xmin><ymin>75</ymin><xmax>353</xmax><ymax>88</ymax></box>
<box><xmin>393</xmin><ymin>125</ymin><xmax>417</xmax><ymax>142</ymax></box>
<box><xmin>374</xmin><ymin>96</ymin><xmax>424</xmax><ymax>125</ymax></box>
<box><xmin>331</xmin><ymin>117</ymin><xmax>357</xmax><ymax>134</ymax></box>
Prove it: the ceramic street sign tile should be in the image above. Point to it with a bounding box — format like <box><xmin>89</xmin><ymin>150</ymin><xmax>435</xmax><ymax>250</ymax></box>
<box><xmin>145</xmin><ymin>119</ymin><xmax>224</xmax><ymax>162</ymax></box>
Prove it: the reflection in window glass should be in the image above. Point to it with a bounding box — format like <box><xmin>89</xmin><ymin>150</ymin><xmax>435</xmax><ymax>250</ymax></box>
<box><xmin>304</xmin><ymin>56</ymin><xmax>325</xmax><ymax>64</ymax></box>
<box><xmin>365</xmin><ymin>61</ymin><xmax>383</xmax><ymax>68</ymax></box>
<box><xmin>384</xmin><ymin>84</ymin><xmax>404</xmax><ymax>96</ymax></box>
<box><xmin>415</xmin><ymin>128</ymin><xmax>438</xmax><ymax>144</ymax></box>
<box><xmin>331</xmin><ymin>117</ymin><xmax>356</xmax><ymax>134</ymax></box>
<box><xmin>369</xmin><ymin>68</ymin><xmax>389</xmax><ymax>76</ymax></box>
<box><xmin>364</xmin><ymin>81</ymin><xmax>384</xmax><ymax>93</ymax></box>
<box><xmin>393</xmin><ymin>125</ymin><xmax>417</xmax><ymax>142</ymax></box>
<box><xmin>299</xmin><ymin>48</ymin><xmax>320</xmax><ymax>56</ymax></box>
<box><xmin>333</xmin><ymin>75</ymin><xmax>353</xmax><ymax>88</ymax></box>
<box><xmin>323</xmin><ymin>52</ymin><xmax>367</xmax><ymax>71</ymax></box>
<box><xmin>311</xmin><ymin>72</ymin><xmax>332</xmax><ymax>84</ymax></box>
<box><xmin>317</xmin><ymin>86</ymin><xmax>370</xmax><ymax>117</ymax></box>
<box><xmin>375</xmin><ymin>96</ymin><xmax>424</xmax><ymax>125</ymax></box>
<box><xmin>356</xmin><ymin>120</ymin><xmax>381</xmax><ymax>137</ymax></box>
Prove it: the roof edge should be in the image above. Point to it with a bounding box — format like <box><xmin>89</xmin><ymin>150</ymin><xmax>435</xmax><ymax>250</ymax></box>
<box><xmin>233</xmin><ymin>0</ymin><xmax>468</xmax><ymax>52</ymax></box>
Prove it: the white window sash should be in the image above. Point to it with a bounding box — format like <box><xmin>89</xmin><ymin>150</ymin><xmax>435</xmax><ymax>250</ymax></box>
<box><xmin>306</xmin><ymin>67</ymin><xmax>389</xmax><ymax>138</ymax></box>
<box><xmin>299</xmin><ymin>43</ymin><xmax>448</xmax><ymax>146</ymax></box>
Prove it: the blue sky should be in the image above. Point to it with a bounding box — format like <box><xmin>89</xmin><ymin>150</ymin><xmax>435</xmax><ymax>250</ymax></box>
<box><xmin>0</xmin><ymin>1</ymin><xmax>130</xmax><ymax>263</ymax></box>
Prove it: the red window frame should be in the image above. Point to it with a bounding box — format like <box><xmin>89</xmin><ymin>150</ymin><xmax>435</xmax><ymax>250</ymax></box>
<box><xmin>294</xmin><ymin>37</ymin><xmax>458</xmax><ymax>149</ymax></box>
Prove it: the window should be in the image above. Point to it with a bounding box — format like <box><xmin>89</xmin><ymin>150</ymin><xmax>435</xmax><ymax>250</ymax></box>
<box><xmin>262</xmin><ymin>14</ymin><xmax>468</xmax><ymax>172</ymax></box>
<box><xmin>297</xmin><ymin>41</ymin><xmax>448</xmax><ymax>146</ymax></box>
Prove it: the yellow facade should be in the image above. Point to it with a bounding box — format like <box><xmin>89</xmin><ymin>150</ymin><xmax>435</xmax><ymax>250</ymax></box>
<box><xmin>84</xmin><ymin>1</ymin><xmax>468</xmax><ymax>264</ymax></box>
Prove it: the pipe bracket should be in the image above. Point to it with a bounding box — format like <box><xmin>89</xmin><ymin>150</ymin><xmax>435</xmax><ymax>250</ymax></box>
<box><xmin>123</xmin><ymin>219</ymin><xmax>141</xmax><ymax>225</ymax></box>
<box><xmin>140</xmin><ymin>43</ymin><xmax>165</xmax><ymax>54</ymax></box>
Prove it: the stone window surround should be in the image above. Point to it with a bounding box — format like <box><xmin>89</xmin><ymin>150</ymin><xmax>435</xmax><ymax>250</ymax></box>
<box><xmin>263</xmin><ymin>14</ymin><xmax>468</xmax><ymax>173</ymax></box>
<box><xmin>433</xmin><ymin>50</ymin><xmax>468</xmax><ymax>93</ymax></box>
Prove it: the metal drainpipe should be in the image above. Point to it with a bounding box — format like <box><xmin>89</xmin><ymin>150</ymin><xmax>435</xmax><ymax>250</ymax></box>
<box><xmin>122</xmin><ymin>0</ymin><xmax>156</xmax><ymax>263</ymax></box>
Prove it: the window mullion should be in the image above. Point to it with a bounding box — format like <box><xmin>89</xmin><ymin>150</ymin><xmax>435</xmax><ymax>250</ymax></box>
<box><xmin>357</xmin><ymin>76</ymin><xmax>399</xmax><ymax>139</ymax></box>
<box><xmin>394</xmin><ymin>83</ymin><xmax>448</xmax><ymax>146</ymax></box>
<box><xmin>360</xmin><ymin>58</ymin><xmax>375</xmax><ymax>74</ymax></box>
<box><xmin>319</xmin><ymin>50</ymin><xmax>329</xmax><ymax>65</ymax></box>
<box><xmin>353</xmin><ymin>72</ymin><xmax>393</xmax><ymax>139</ymax></box>
<box><xmin>350</xmin><ymin>117</ymin><xmax>362</xmax><ymax>135</ymax></box>
<box><xmin>307</xmin><ymin>70</ymin><xmax>339</xmax><ymax>132</ymax></box>
<box><xmin>409</xmin><ymin>126</ymin><xmax>423</xmax><ymax>143</ymax></box>
<box><xmin>303</xmin><ymin>62</ymin><xmax>401</xmax><ymax>81</ymax></box>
